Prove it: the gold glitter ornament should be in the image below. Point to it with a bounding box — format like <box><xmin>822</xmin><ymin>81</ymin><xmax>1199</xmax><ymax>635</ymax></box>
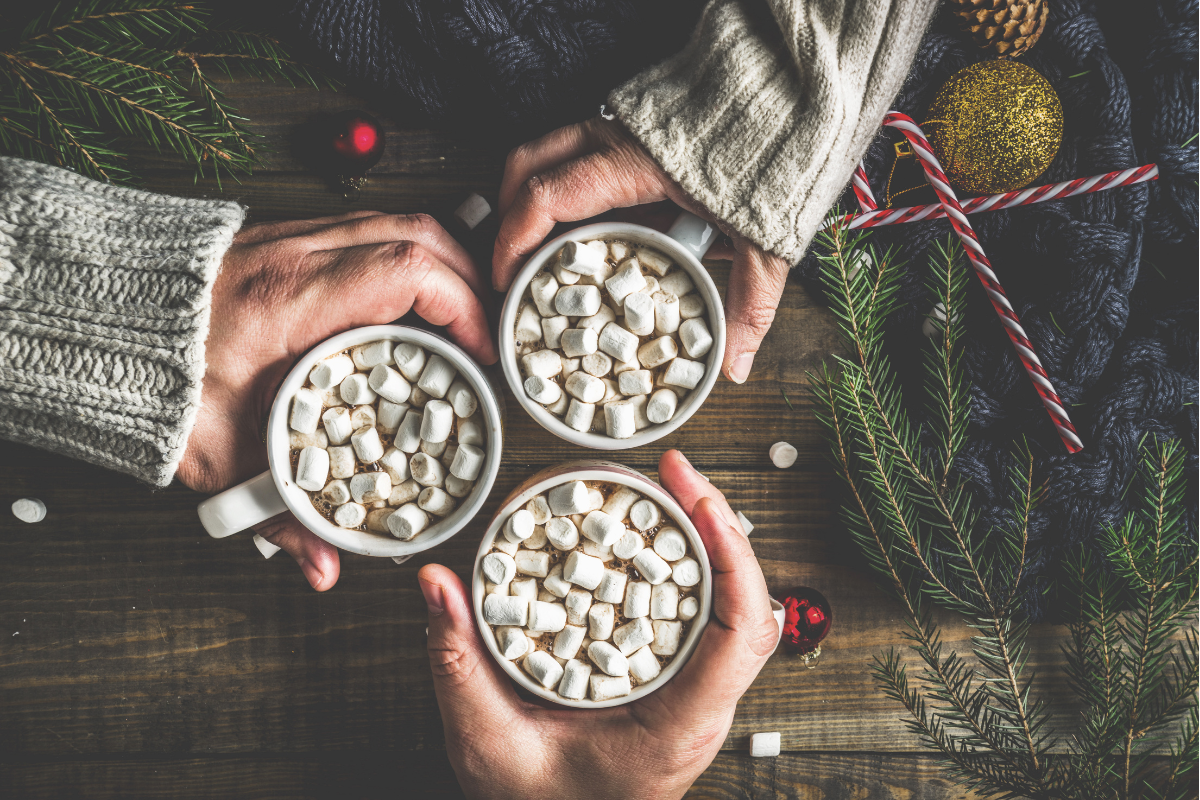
<box><xmin>924</xmin><ymin>60</ymin><xmax>1062</xmax><ymax>195</ymax></box>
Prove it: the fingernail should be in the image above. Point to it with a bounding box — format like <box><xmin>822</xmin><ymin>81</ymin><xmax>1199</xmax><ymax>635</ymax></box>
<box><xmin>729</xmin><ymin>353</ymin><xmax>755</xmax><ymax>384</ymax></box>
<box><xmin>677</xmin><ymin>451</ymin><xmax>692</xmax><ymax>466</ymax></box>
<box><xmin>298</xmin><ymin>558</ymin><xmax>324</xmax><ymax>589</ymax></box>
<box><xmin>419</xmin><ymin>579</ymin><xmax>445</xmax><ymax>616</ymax></box>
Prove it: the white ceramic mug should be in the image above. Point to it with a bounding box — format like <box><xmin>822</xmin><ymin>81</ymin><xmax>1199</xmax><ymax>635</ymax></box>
<box><xmin>197</xmin><ymin>325</ymin><xmax>503</xmax><ymax>559</ymax></box>
<box><xmin>472</xmin><ymin>460</ymin><xmax>713</xmax><ymax>708</ymax></box>
<box><xmin>499</xmin><ymin>212</ymin><xmax>726</xmax><ymax>449</ymax></box>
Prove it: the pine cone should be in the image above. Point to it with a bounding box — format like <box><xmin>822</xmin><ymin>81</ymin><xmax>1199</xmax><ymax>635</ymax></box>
<box><xmin>948</xmin><ymin>0</ymin><xmax>1049</xmax><ymax>58</ymax></box>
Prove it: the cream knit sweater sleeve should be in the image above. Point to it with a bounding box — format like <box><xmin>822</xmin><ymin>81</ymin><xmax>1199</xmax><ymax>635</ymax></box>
<box><xmin>608</xmin><ymin>0</ymin><xmax>937</xmax><ymax>263</ymax></box>
<box><xmin>0</xmin><ymin>157</ymin><xmax>244</xmax><ymax>487</ymax></box>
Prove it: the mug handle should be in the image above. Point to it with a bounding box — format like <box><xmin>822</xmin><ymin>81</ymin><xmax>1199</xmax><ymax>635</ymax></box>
<box><xmin>197</xmin><ymin>471</ymin><xmax>289</xmax><ymax>539</ymax></box>
<box><xmin>666</xmin><ymin>211</ymin><xmax>719</xmax><ymax>260</ymax></box>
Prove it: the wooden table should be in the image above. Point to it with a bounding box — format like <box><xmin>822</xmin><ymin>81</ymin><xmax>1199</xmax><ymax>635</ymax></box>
<box><xmin>0</xmin><ymin>78</ymin><xmax>1070</xmax><ymax>799</ymax></box>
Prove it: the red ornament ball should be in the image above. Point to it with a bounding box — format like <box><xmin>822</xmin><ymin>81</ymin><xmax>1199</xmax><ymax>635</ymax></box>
<box><xmin>779</xmin><ymin>586</ymin><xmax>832</xmax><ymax>657</ymax></box>
<box><xmin>324</xmin><ymin>111</ymin><xmax>385</xmax><ymax>175</ymax></box>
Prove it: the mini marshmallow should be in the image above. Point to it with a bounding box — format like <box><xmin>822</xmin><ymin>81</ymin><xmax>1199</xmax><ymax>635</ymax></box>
<box><xmin>316</xmin><ymin>385</ymin><xmax>347</xmax><ymax>408</ymax></box>
<box><xmin>651</xmin><ymin>620</ymin><xmax>683</xmax><ymax>657</ymax></box>
<box><xmin>445</xmin><ymin>474</ymin><xmax>474</xmax><ymax>498</ymax></box>
<box><xmin>637</xmin><ymin>248</ymin><xmax>672</xmax><ymax>277</ymax></box>
<box><xmin>454</xmin><ymin>193</ymin><xmax>491</xmax><ymax>230</ymax></box>
<box><xmin>594</xmin><ymin>568</ymin><xmax>628</xmax><ymax>604</ymax></box>
<box><xmin>393</xmin><ymin>342</ymin><xmax>427</xmax><ymax>381</ymax></box>
<box><xmin>582</xmin><ymin>510</ymin><xmax>626</xmax><ymax>546</ymax></box>
<box><xmin>350</xmin><ymin>471</ymin><xmax>392</xmax><ymax>504</ymax></box>
<box><xmin>736</xmin><ymin>511</ymin><xmax>754</xmax><ymax>536</ymax></box>
<box><xmin>659</xmin><ymin>270</ymin><xmax>694</xmax><ymax>297</ymax></box>
<box><xmin>618</xmin><ymin>369</ymin><xmax>653</xmax><ymax>396</ymax></box>
<box><xmin>484</xmin><ymin>594</ymin><xmax>528</xmax><ymax>627</ymax></box>
<box><xmin>289</xmin><ymin>429</ymin><xmax>329</xmax><ymax>450</ymax></box>
<box><xmin>653</xmin><ymin>528</ymin><xmax>688</xmax><ymax>561</ymax></box>
<box><xmin>624</xmin><ymin>580</ymin><xmax>651</xmax><ymax>618</ymax></box>
<box><xmin>368</xmin><ymin>364</ymin><xmax>411</xmax><ymax>404</ymax></box>
<box><xmin>420</xmin><ymin>399</ymin><xmax>454</xmax><ymax>443</ymax></box>
<box><xmin>387</xmin><ymin>503</ymin><xmax>429</xmax><ymax>540</ymax></box>
<box><xmin>409</xmin><ymin>452</ymin><xmax>446</xmax><ymax>487</ymax></box>
<box><xmin>290</xmin><ymin>388</ymin><xmax>322</xmax><ymax>434</ymax></box>
<box><xmin>561</xmin><ymin>356</ymin><xmax>582</xmax><ymax>377</ymax></box>
<box><xmin>322</xmin><ymin>406</ymin><xmax>354</xmax><ymax>445</ymax></box>
<box><xmin>608</xmin><ymin>241</ymin><xmax>630</xmax><ymax>261</ymax></box>
<box><xmin>770</xmin><ymin>441</ymin><xmax>798</xmax><ymax>468</ymax></box>
<box><xmin>334</xmin><ymin>502</ymin><xmax>367</xmax><ymax>528</ymax></box>
<box><xmin>604</xmin><ymin>260</ymin><xmax>646</xmax><ymax>304</ymax></box>
<box><xmin>523</xmin><ymin>651</ymin><xmax>565</xmax><ymax>689</ymax></box>
<box><xmin>578</xmin><ymin>303</ymin><xmax>616</xmax><ymax>334</ymax></box>
<box><xmin>350</xmin><ymin>405</ymin><xmax>377</xmax><ymax>430</ymax></box>
<box><xmin>322</xmin><ymin>479</ymin><xmax>352</xmax><ymax>506</ymax></box>
<box><xmin>422</xmin><ymin>438</ymin><xmax>449</xmax><ymax>461</ymax></box>
<box><xmin>563</xmin><ymin>551</ymin><xmax>605</xmax><ymax>590</ymax></box>
<box><xmin>652</xmin><ymin>292</ymin><xmax>681</xmax><ymax>335</ymax></box>
<box><xmin>552</xmin><ymin>260</ymin><xmax>581</xmax><ymax>285</ymax></box>
<box><xmin>679</xmin><ymin>317</ymin><xmax>713</xmax><ymax>359</ymax></box>
<box><xmin>629</xmin><ymin>499</ymin><xmax>661</xmax><ymax>531</ymax></box>
<box><xmin>496</xmin><ymin>626</ymin><xmax>529</xmax><ymax>660</ymax></box>
<box><xmin>642</xmin><ymin>275</ymin><xmax>660</xmax><ymax>295</ymax></box>
<box><xmin>560</xmin><ymin>327</ymin><xmax>599</xmax><ymax>358</ymax></box>
<box><xmin>457</xmin><ymin>414</ymin><xmax>485</xmax><ymax>447</ymax></box>
<box><xmin>446</xmin><ymin>378</ymin><xmax>478</xmax><ymax>418</ymax></box>
<box><xmin>541</xmin><ymin>315</ymin><xmax>569</xmax><ymax>349</ymax></box>
<box><xmin>627</xmin><ymin>645</ymin><xmax>662</xmax><ymax>684</ymax></box>
<box><xmin>678</xmin><ymin>293</ymin><xmax>705</xmax><ymax>319</ymax></box>
<box><xmin>633</xmin><ymin>549</ymin><xmax>672</xmax><ymax>585</ymax></box>
<box><xmin>581</xmin><ymin>352</ymin><xmax>612</xmax><ymax>377</ymax></box>
<box><xmin>646</xmin><ymin>389</ymin><xmax>678</xmax><ymax>424</ymax></box>
<box><xmin>588</xmin><ymin>640</ymin><xmax>628</xmax><ymax>676</ymax></box>
<box><xmin>598</xmin><ymin>322</ymin><xmax>639</xmax><ymax>363</ymax></box>
<box><xmin>590</xmin><ymin>674</ymin><xmax>632</xmax><ymax>702</ymax></box>
<box><xmin>623</xmin><ymin>291</ymin><xmax>656</xmax><ymax>335</ymax></box>
<box><xmin>600</xmin><ymin>377</ymin><xmax>621</xmax><ymax>404</ymax></box>
<box><xmin>545</xmin><ymin>517</ymin><xmax>580</xmax><ymax>552</ymax></box>
<box><xmin>553</xmin><ymin>624</ymin><xmax>587</xmax><ymax>659</ymax></box>
<box><xmin>296</xmin><ymin>446</ymin><xmax>329</xmax><ymax>491</ymax></box>
<box><xmin>515</xmin><ymin>550</ymin><xmax>551</xmax><ymax>578</ymax></box>
<box><xmin>750</xmin><ymin>732</ymin><xmax>781</xmax><ymax>758</ymax></box>
<box><xmin>613</xmin><ymin>354</ymin><xmax>640</xmax><ymax>375</ymax></box>
<box><xmin>586</xmin><ymin>488</ymin><xmax>605</xmax><ymax>512</ymax></box>
<box><xmin>565</xmin><ymin>400</ymin><xmax>596</xmax><ymax>432</ymax></box>
<box><xmin>613</xmin><ymin>530</ymin><xmax>645</xmax><ymax>560</ymax></box>
<box><xmin>482</xmin><ymin>552</ymin><xmax>517</xmax><ymax>585</ymax></box>
<box><xmin>548</xmin><ymin>392</ymin><xmax>570</xmax><ymax>415</ymax></box>
<box><xmin>329</xmin><ymin>445</ymin><xmax>355</xmax><ymax>479</ymax></box>
<box><xmin>528</xmin><ymin>600</ymin><xmax>567</xmax><ymax>632</ymax></box>
<box><xmin>365</xmin><ymin>508</ymin><xmax>394</xmax><ymax>533</ymax></box>
<box><xmin>486</xmin><ymin>580</ymin><xmax>510</xmax><ymax>595</ymax></box>
<box><xmin>409</xmin><ymin>385</ymin><xmax>431</xmax><ymax>407</ymax></box>
<box><xmin>309</xmin><ymin>355</ymin><xmax>355</xmax><ymax>390</ymax></box>
<box><xmin>678</xmin><ymin>596</ymin><xmax>699</xmax><ymax>622</ymax></box>
<box><xmin>525</xmin><ymin>524</ymin><xmax>548</xmax><ymax>549</ymax></box>
<box><xmin>549</xmin><ymin>480</ymin><xmax>589</xmax><ymax>515</ymax></box>
<box><xmin>558</xmin><ymin>658</ymin><xmax>592</xmax><ymax>700</ymax></box>
<box><xmin>565</xmin><ymin>588</ymin><xmax>593</xmax><ymax>626</ymax></box>
<box><xmin>515</xmin><ymin>302</ymin><xmax>543</xmax><ymax>343</ymax></box>
<box><xmin>505</xmin><ymin>508</ymin><xmax>535</xmax><ymax>541</ymax></box>
<box><xmin>587</xmin><ymin>602</ymin><xmax>616</xmax><ymax>641</ymax></box>
<box><xmin>510</xmin><ymin>578</ymin><xmax>538</xmax><ymax>603</ymax></box>
<box><xmin>671</xmin><ymin>557</ymin><xmax>702</xmax><ymax>587</ymax></box>
<box><xmin>395</xmin><ymin>410</ymin><xmax>424</xmax><ymax>453</ymax></box>
<box><xmin>525</xmin><ymin>495</ymin><xmax>551</xmax><ymax>525</ymax></box>
<box><xmin>449</xmin><ymin>443</ymin><xmax>484</xmax><ymax>481</ymax></box>
<box><xmin>637</xmin><ymin>336</ymin><xmax>678</xmax><ymax>369</ymax></box>
<box><xmin>389</xmin><ymin>479</ymin><xmax>422</xmax><ymax>506</ymax></box>
<box><xmin>440</xmin><ymin>442</ymin><xmax>460</xmax><ymax>468</ymax></box>
<box><xmin>418</xmin><ymin>486</ymin><xmax>456</xmax><ymax>516</ymax></box>
<box><xmin>559</xmin><ymin>240</ymin><xmax>608</xmax><ymax>276</ymax></box>
<box><xmin>582</xmin><ymin>539</ymin><xmax>614</xmax><ymax>561</ymax></box>
<box><xmin>417</xmin><ymin>354</ymin><xmax>457</xmax><ymax>399</ymax></box>
<box><xmin>351</xmin><ymin>426</ymin><xmax>385</xmax><ymax>463</ymax></box>
<box><xmin>351</xmin><ymin>339</ymin><xmax>393</xmax><ymax>370</ymax></box>
<box><xmin>555</xmin><ymin>285</ymin><xmax>603</xmax><ymax>317</ymax></box>
<box><xmin>603</xmin><ymin>400</ymin><xmax>636</xmax><ymax>439</ymax></box>
<box><xmin>543</xmin><ymin>564</ymin><xmax>572</xmax><ymax>598</ymax></box>
<box><xmin>340</xmin><ymin>373</ymin><xmax>377</xmax><ymax>406</ymax></box>
<box><xmin>376</xmin><ymin>448</ymin><xmax>408</xmax><ymax>484</ymax></box>
<box><xmin>662</xmin><ymin>358</ymin><xmax>705</xmax><ymax>389</ymax></box>
<box><xmin>613</xmin><ymin>617</ymin><xmax>654</xmax><ymax>655</ymax></box>
<box><xmin>651</xmin><ymin>582</ymin><xmax>680</xmax><ymax>619</ymax></box>
<box><xmin>530</xmin><ymin>272</ymin><xmax>560</xmax><ymax>316</ymax></box>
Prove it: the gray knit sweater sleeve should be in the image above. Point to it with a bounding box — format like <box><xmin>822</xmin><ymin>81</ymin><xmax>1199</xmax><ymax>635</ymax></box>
<box><xmin>0</xmin><ymin>157</ymin><xmax>244</xmax><ymax>487</ymax></box>
<box><xmin>608</xmin><ymin>0</ymin><xmax>937</xmax><ymax>263</ymax></box>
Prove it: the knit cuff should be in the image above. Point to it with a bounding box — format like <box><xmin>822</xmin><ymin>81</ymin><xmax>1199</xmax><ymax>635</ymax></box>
<box><xmin>607</xmin><ymin>0</ymin><xmax>936</xmax><ymax>264</ymax></box>
<box><xmin>0</xmin><ymin>157</ymin><xmax>244</xmax><ymax>487</ymax></box>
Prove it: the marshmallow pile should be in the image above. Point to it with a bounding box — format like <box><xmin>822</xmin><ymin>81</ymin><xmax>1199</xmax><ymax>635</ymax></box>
<box><xmin>287</xmin><ymin>339</ymin><xmax>488</xmax><ymax>540</ymax></box>
<box><xmin>515</xmin><ymin>239</ymin><xmax>714</xmax><ymax>439</ymax></box>
<box><xmin>481</xmin><ymin>480</ymin><xmax>703</xmax><ymax>703</ymax></box>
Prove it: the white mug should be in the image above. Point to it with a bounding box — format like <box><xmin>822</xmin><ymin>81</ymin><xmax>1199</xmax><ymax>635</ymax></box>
<box><xmin>499</xmin><ymin>211</ymin><xmax>727</xmax><ymax>449</ymax></box>
<box><xmin>197</xmin><ymin>325</ymin><xmax>503</xmax><ymax>559</ymax></box>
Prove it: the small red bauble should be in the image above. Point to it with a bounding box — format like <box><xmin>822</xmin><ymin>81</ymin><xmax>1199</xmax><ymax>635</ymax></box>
<box><xmin>321</xmin><ymin>111</ymin><xmax>385</xmax><ymax>194</ymax></box>
<box><xmin>779</xmin><ymin>586</ymin><xmax>832</xmax><ymax>662</ymax></box>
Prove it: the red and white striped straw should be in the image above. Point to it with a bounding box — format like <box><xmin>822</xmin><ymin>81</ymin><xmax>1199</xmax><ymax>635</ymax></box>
<box><xmin>872</xmin><ymin>111</ymin><xmax>1084</xmax><ymax>453</ymax></box>
<box><xmin>845</xmin><ymin>163</ymin><xmax>1157</xmax><ymax>229</ymax></box>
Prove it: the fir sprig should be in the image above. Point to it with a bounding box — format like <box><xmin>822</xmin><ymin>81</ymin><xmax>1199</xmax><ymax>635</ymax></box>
<box><xmin>0</xmin><ymin>2</ymin><xmax>325</xmax><ymax>185</ymax></box>
<box><xmin>810</xmin><ymin>218</ymin><xmax>1197</xmax><ymax>799</ymax></box>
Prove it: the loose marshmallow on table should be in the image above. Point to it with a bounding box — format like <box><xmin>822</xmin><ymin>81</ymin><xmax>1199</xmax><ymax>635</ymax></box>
<box><xmin>454</xmin><ymin>193</ymin><xmax>492</xmax><ymax>230</ymax></box>
<box><xmin>750</xmin><ymin>732</ymin><xmax>781</xmax><ymax>758</ymax></box>
<box><xmin>253</xmin><ymin>533</ymin><xmax>281</xmax><ymax>559</ymax></box>
<box><xmin>12</xmin><ymin>498</ymin><xmax>47</xmax><ymax>523</ymax></box>
<box><xmin>770</xmin><ymin>441</ymin><xmax>798</xmax><ymax>468</ymax></box>
<box><xmin>736</xmin><ymin>511</ymin><xmax>754</xmax><ymax>536</ymax></box>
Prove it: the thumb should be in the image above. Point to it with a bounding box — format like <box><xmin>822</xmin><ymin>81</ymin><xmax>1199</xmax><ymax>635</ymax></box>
<box><xmin>723</xmin><ymin>243</ymin><xmax>790</xmax><ymax>384</ymax></box>
<box><xmin>418</xmin><ymin>564</ymin><xmax>521</xmax><ymax>732</ymax></box>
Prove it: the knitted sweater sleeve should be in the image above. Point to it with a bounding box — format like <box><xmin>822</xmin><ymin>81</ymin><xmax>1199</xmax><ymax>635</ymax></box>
<box><xmin>607</xmin><ymin>0</ymin><xmax>937</xmax><ymax>264</ymax></box>
<box><xmin>0</xmin><ymin>157</ymin><xmax>244</xmax><ymax>487</ymax></box>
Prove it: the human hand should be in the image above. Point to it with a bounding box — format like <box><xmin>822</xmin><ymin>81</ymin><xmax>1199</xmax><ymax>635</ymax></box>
<box><xmin>178</xmin><ymin>210</ymin><xmax>495</xmax><ymax>591</ymax></box>
<box><xmin>418</xmin><ymin>450</ymin><xmax>778</xmax><ymax>800</ymax></box>
<box><xmin>493</xmin><ymin>117</ymin><xmax>792</xmax><ymax>384</ymax></box>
